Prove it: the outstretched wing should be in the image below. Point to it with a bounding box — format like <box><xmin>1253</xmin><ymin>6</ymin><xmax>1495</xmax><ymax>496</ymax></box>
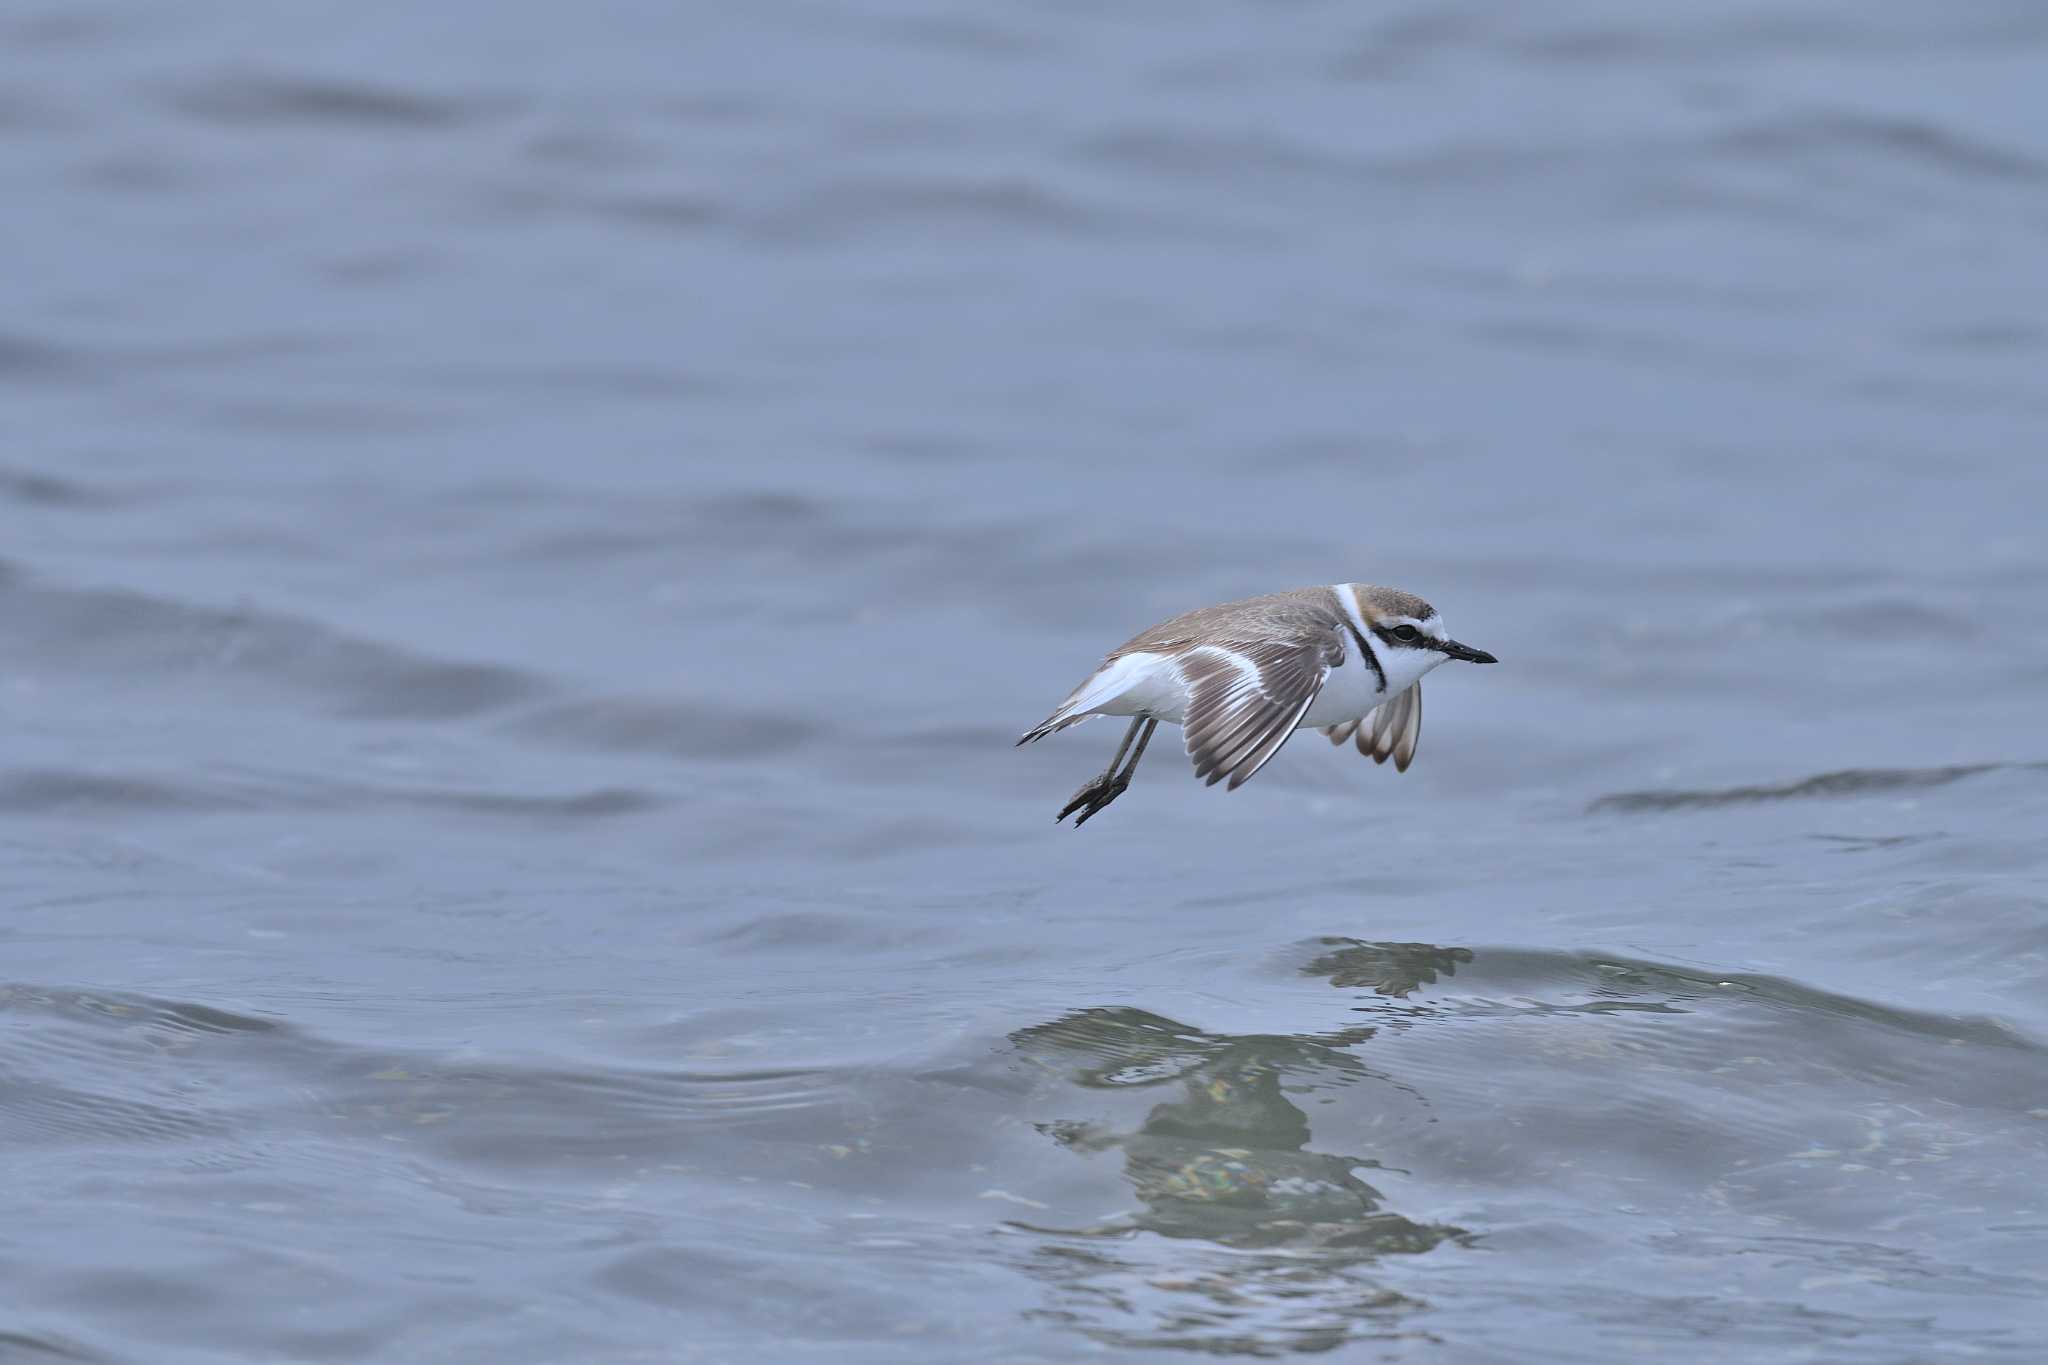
<box><xmin>1178</xmin><ymin>638</ymin><xmax>1337</xmax><ymax>789</ymax></box>
<box><xmin>1322</xmin><ymin>683</ymin><xmax>1422</xmax><ymax>772</ymax></box>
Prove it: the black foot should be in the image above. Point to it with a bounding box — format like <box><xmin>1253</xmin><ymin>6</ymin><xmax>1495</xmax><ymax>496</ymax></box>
<box><xmin>1057</xmin><ymin>773</ymin><xmax>1129</xmax><ymax>827</ymax></box>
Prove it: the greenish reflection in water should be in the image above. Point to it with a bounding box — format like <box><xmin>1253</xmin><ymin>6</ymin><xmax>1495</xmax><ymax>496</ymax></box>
<box><xmin>1005</xmin><ymin>943</ymin><xmax>1475</xmax><ymax>1354</ymax></box>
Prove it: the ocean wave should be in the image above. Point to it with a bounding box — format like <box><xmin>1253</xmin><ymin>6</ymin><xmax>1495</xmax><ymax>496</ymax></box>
<box><xmin>1590</xmin><ymin>762</ymin><xmax>2046</xmax><ymax>812</ymax></box>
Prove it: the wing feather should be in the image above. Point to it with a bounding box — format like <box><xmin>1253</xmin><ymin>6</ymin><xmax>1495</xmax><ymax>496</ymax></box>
<box><xmin>1178</xmin><ymin>640</ymin><xmax>1333</xmax><ymax>790</ymax></box>
<box><xmin>1394</xmin><ymin>685</ymin><xmax>1421</xmax><ymax>771</ymax></box>
<box><xmin>1349</xmin><ymin>683</ymin><xmax>1422</xmax><ymax>772</ymax></box>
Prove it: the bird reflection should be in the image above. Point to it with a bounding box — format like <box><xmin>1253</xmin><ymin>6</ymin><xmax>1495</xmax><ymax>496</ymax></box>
<box><xmin>1010</xmin><ymin>941</ymin><xmax>1476</xmax><ymax>1255</ymax></box>
<box><xmin>1004</xmin><ymin>942</ymin><xmax>1477</xmax><ymax>1353</ymax></box>
<box><xmin>1300</xmin><ymin>938</ymin><xmax>1475</xmax><ymax>998</ymax></box>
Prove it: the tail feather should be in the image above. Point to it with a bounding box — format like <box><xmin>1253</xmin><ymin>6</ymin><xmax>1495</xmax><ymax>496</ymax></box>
<box><xmin>1016</xmin><ymin>711</ymin><xmax>1095</xmax><ymax>745</ymax></box>
<box><xmin>1017</xmin><ymin>653</ymin><xmax>1153</xmax><ymax>745</ymax></box>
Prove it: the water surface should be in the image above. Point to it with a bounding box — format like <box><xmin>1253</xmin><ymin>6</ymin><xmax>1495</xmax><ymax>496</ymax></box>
<box><xmin>4</xmin><ymin>1</ymin><xmax>2048</xmax><ymax>1360</ymax></box>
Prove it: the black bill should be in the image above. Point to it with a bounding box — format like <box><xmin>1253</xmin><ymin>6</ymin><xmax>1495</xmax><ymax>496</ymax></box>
<box><xmin>1439</xmin><ymin>639</ymin><xmax>1497</xmax><ymax>664</ymax></box>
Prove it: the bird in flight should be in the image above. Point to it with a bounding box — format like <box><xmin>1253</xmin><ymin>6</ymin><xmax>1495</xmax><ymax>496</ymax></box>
<box><xmin>1018</xmin><ymin>584</ymin><xmax>1496</xmax><ymax>825</ymax></box>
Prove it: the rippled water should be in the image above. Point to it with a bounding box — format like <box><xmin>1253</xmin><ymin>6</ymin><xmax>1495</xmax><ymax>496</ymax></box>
<box><xmin>6</xmin><ymin>1</ymin><xmax>2048</xmax><ymax>1360</ymax></box>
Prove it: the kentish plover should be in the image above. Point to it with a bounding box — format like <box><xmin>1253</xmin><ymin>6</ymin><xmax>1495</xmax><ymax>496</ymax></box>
<box><xmin>1018</xmin><ymin>585</ymin><xmax>1496</xmax><ymax>825</ymax></box>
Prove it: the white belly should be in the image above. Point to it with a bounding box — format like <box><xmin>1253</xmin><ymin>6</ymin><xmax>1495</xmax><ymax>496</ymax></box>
<box><xmin>1299</xmin><ymin>641</ymin><xmax>1387</xmax><ymax>728</ymax></box>
<box><xmin>1087</xmin><ymin>652</ymin><xmax>1193</xmax><ymax>722</ymax></box>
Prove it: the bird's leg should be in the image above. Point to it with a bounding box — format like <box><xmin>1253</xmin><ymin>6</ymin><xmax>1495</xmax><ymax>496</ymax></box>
<box><xmin>1103</xmin><ymin>715</ymin><xmax>1143</xmax><ymax>774</ymax></box>
<box><xmin>1056</xmin><ymin>718</ymin><xmax>1140</xmax><ymax>824</ymax></box>
<box><xmin>1117</xmin><ymin>718</ymin><xmax>1155</xmax><ymax>782</ymax></box>
<box><xmin>1058</xmin><ymin>717</ymin><xmax>1157</xmax><ymax>827</ymax></box>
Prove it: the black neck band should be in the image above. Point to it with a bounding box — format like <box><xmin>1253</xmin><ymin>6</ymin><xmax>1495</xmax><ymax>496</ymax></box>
<box><xmin>1343</xmin><ymin>623</ymin><xmax>1388</xmax><ymax>692</ymax></box>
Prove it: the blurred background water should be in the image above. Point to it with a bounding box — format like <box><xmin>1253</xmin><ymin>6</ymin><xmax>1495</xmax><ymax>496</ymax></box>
<box><xmin>4</xmin><ymin>1</ymin><xmax>2048</xmax><ymax>1360</ymax></box>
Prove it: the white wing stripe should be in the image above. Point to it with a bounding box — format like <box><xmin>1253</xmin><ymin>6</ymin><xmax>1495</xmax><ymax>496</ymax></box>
<box><xmin>1177</xmin><ymin>640</ymin><xmax>1332</xmax><ymax>790</ymax></box>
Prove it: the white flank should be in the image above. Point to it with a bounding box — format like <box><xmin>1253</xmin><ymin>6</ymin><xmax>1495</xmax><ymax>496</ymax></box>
<box><xmin>1052</xmin><ymin>651</ymin><xmax>1182</xmax><ymax>726</ymax></box>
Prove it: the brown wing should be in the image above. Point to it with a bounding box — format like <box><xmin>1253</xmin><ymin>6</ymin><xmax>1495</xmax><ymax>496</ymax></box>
<box><xmin>1321</xmin><ymin>683</ymin><xmax>1422</xmax><ymax>773</ymax></box>
<box><xmin>1177</xmin><ymin>638</ymin><xmax>1338</xmax><ymax>790</ymax></box>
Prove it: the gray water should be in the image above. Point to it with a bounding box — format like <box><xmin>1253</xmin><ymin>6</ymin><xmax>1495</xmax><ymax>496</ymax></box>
<box><xmin>5</xmin><ymin>2</ymin><xmax>2048</xmax><ymax>1361</ymax></box>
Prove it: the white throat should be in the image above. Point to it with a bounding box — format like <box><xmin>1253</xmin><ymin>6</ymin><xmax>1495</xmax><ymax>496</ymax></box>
<box><xmin>1377</xmin><ymin>641</ymin><xmax>1445</xmax><ymax>697</ymax></box>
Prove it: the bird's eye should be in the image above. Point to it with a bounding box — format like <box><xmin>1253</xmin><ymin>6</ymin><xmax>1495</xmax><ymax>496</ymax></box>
<box><xmin>1390</xmin><ymin>624</ymin><xmax>1421</xmax><ymax>643</ymax></box>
